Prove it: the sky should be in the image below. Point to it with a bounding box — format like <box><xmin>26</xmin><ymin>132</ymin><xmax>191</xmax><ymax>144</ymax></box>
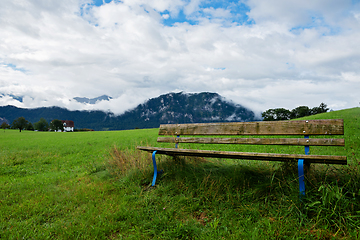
<box><xmin>1</xmin><ymin>0</ymin><xmax>360</xmax><ymax>116</ymax></box>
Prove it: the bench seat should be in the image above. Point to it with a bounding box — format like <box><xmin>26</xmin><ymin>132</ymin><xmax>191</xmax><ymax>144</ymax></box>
<box><xmin>137</xmin><ymin>146</ymin><xmax>347</xmax><ymax>165</ymax></box>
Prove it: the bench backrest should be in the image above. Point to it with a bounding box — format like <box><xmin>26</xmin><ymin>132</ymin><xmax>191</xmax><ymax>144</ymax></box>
<box><xmin>157</xmin><ymin>119</ymin><xmax>345</xmax><ymax>147</ymax></box>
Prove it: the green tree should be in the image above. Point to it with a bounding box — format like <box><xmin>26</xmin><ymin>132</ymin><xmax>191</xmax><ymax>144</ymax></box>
<box><xmin>290</xmin><ymin>106</ymin><xmax>311</xmax><ymax>119</ymax></box>
<box><xmin>34</xmin><ymin>118</ymin><xmax>49</xmax><ymax>131</ymax></box>
<box><xmin>262</xmin><ymin>103</ymin><xmax>329</xmax><ymax>121</ymax></box>
<box><xmin>50</xmin><ymin>119</ymin><xmax>64</xmax><ymax>132</ymax></box>
<box><xmin>11</xmin><ymin>117</ymin><xmax>29</xmax><ymax>132</ymax></box>
<box><xmin>311</xmin><ymin>103</ymin><xmax>329</xmax><ymax>115</ymax></box>
<box><xmin>1</xmin><ymin>122</ymin><xmax>10</xmax><ymax>132</ymax></box>
<box><xmin>261</xmin><ymin>108</ymin><xmax>291</xmax><ymax>121</ymax></box>
<box><xmin>26</xmin><ymin>122</ymin><xmax>34</xmax><ymax>131</ymax></box>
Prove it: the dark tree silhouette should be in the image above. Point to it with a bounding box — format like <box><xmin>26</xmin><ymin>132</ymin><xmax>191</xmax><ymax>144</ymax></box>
<box><xmin>262</xmin><ymin>103</ymin><xmax>330</xmax><ymax>121</ymax></box>
<box><xmin>12</xmin><ymin>117</ymin><xmax>29</xmax><ymax>132</ymax></box>
<box><xmin>1</xmin><ymin>122</ymin><xmax>10</xmax><ymax>132</ymax></box>
<box><xmin>34</xmin><ymin>118</ymin><xmax>49</xmax><ymax>131</ymax></box>
<box><xmin>50</xmin><ymin>119</ymin><xmax>64</xmax><ymax>132</ymax></box>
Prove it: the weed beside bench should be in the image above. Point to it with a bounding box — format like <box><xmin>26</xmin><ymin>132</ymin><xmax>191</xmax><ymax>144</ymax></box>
<box><xmin>137</xmin><ymin>119</ymin><xmax>347</xmax><ymax>196</ymax></box>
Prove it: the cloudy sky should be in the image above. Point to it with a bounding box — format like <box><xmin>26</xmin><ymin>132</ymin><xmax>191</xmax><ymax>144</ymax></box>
<box><xmin>1</xmin><ymin>0</ymin><xmax>360</xmax><ymax>115</ymax></box>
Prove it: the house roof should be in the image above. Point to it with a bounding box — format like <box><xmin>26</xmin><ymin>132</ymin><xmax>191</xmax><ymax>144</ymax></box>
<box><xmin>62</xmin><ymin>120</ymin><xmax>74</xmax><ymax>127</ymax></box>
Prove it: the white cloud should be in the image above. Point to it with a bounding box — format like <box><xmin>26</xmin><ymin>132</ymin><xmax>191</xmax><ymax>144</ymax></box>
<box><xmin>247</xmin><ymin>0</ymin><xmax>353</xmax><ymax>27</ymax></box>
<box><xmin>203</xmin><ymin>7</ymin><xmax>231</xmax><ymax>19</ymax></box>
<box><xmin>0</xmin><ymin>0</ymin><xmax>359</xmax><ymax>115</ymax></box>
<box><xmin>184</xmin><ymin>0</ymin><xmax>204</xmax><ymax>16</ymax></box>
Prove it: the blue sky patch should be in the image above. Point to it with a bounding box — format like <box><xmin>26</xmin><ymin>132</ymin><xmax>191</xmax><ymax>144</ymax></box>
<box><xmin>5</xmin><ymin>63</ymin><xmax>26</xmax><ymax>73</ymax></box>
<box><xmin>92</xmin><ymin>0</ymin><xmax>113</xmax><ymax>7</ymax></box>
<box><xmin>199</xmin><ymin>0</ymin><xmax>251</xmax><ymax>22</ymax></box>
<box><xmin>162</xmin><ymin>0</ymin><xmax>253</xmax><ymax>26</ymax></box>
<box><xmin>161</xmin><ymin>10</ymin><xmax>198</xmax><ymax>26</ymax></box>
<box><xmin>86</xmin><ymin>0</ymin><xmax>254</xmax><ymax>27</ymax></box>
<box><xmin>290</xmin><ymin>15</ymin><xmax>342</xmax><ymax>36</ymax></box>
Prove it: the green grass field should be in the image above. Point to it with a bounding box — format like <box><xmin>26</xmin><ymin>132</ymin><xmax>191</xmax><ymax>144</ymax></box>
<box><xmin>1</xmin><ymin>108</ymin><xmax>359</xmax><ymax>239</ymax></box>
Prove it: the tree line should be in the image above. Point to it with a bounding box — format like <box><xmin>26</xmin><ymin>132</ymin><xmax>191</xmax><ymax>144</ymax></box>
<box><xmin>261</xmin><ymin>103</ymin><xmax>329</xmax><ymax>121</ymax></box>
<box><xmin>1</xmin><ymin>117</ymin><xmax>65</xmax><ymax>132</ymax></box>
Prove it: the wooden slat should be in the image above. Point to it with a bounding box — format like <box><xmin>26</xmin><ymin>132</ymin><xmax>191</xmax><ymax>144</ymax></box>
<box><xmin>158</xmin><ymin>119</ymin><xmax>344</xmax><ymax>136</ymax></box>
<box><xmin>157</xmin><ymin>137</ymin><xmax>345</xmax><ymax>146</ymax></box>
<box><xmin>137</xmin><ymin>146</ymin><xmax>347</xmax><ymax>165</ymax></box>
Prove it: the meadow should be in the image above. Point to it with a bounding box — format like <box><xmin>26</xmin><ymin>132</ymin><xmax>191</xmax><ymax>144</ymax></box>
<box><xmin>1</xmin><ymin>108</ymin><xmax>359</xmax><ymax>239</ymax></box>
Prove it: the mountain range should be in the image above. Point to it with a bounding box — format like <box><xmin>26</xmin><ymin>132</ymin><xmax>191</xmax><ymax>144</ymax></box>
<box><xmin>73</xmin><ymin>95</ymin><xmax>113</xmax><ymax>104</ymax></box>
<box><xmin>0</xmin><ymin>92</ymin><xmax>257</xmax><ymax>131</ymax></box>
<box><xmin>0</xmin><ymin>93</ymin><xmax>24</xmax><ymax>102</ymax></box>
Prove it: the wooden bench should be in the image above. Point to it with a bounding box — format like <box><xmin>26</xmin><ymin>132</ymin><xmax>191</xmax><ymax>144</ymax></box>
<box><xmin>137</xmin><ymin>119</ymin><xmax>347</xmax><ymax>196</ymax></box>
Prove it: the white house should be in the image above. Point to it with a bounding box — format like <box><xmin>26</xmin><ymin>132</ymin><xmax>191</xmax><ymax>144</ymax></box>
<box><xmin>62</xmin><ymin>120</ymin><xmax>74</xmax><ymax>132</ymax></box>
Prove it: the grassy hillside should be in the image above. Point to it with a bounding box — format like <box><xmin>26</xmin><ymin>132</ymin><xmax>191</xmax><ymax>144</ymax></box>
<box><xmin>298</xmin><ymin>107</ymin><xmax>359</xmax><ymax>166</ymax></box>
<box><xmin>1</xmin><ymin>108</ymin><xmax>359</xmax><ymax>239</ymax></box>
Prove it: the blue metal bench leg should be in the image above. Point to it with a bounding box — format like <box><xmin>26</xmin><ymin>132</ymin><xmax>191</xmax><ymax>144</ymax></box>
<box><xmin>151</xmin><ymin>151</ymin><xmax>164</xmax><ymax>186</ymax></box>
<box><xmin>151</xmin><ymin>151</ymin><xmax>158</xmax><ymax>186</ymax></box>
<box><xmin>298</xmin><ymin>159</ymin><xmax>305</xmax><ymax>197</ymax></box>
<box><xmin>298</xmin><ymin>134</ymin><xmax>309</xmax><ymax>198</ymax></box>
